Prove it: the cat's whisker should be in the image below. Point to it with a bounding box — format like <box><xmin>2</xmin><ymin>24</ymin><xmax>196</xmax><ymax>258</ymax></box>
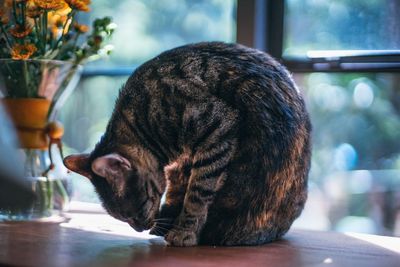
<box><xmin>152</xmin><ymin>224</ymin><xmax>180</xmax><ymax>235</ymax></box>
<box><xmin>153</xmin><ymin>223</ymin><xmax>172</xmax><ymax>229</ymax></box>
<box><xmin>152</xmin><ymin>220</ymin><xmax>185</xmax><ymax>230</ymax></box>
<box><xmin>153</xmin><ymin>222</ymin><xmax>176</xmax><ymax>231</ymax></box>
<box><xmin>152</xmin><ymin>218</ymin><xmax>173</xmax><ymax>223</ymax></box>
<box><xmin>153</xmin><ymin>219</ymin><xmax>170</xmax><ymax>223</ymax></box>
<box><xmin>153</xmin><ymin>221</ymin><xmax>184</xmax><ymax>233</ymax></box>
<box><xmin>153</xmin><ymin>225</ymin><xmax>169</xmax><ymax>232</ymax></box>
<box><xmin>152</xmin><ymin>219</ymin><xmax>173</xmax><ymax>225</ymax></box>
<box><xmin>151</xmin><ymin>227</ymin><xmax>162</xmax><ymax>236</ymax></box>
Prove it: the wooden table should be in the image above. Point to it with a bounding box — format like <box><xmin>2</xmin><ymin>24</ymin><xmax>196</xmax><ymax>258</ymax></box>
<box><xmin>1</xmin><ymin>212</ymin><xmax>399</xmax><ymax>267</ymax></box>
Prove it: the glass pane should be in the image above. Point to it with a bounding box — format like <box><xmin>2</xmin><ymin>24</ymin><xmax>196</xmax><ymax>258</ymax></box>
<box><xmin>293</xmin><ymin>73</ymin><xmax>400</xmax><ymax>236</ymax></box>
<box><xmin>82</xmin><ymin>0</ymin><xmax>236</xmax><ymax>67</ymax></box>
<box><xmin>284</xmin><ymin>0</ymin><xmax>400</xmax><ymax>57</ymax></box>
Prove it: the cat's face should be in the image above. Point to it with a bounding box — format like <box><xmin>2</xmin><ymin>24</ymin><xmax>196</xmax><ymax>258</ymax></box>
<box><xmin>63</xmin><ymin>152</ymin><xmax>162</xmax><ymax>232</ymax></box>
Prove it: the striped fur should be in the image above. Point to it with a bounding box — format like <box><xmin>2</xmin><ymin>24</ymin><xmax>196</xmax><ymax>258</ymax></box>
<box><xmin>71</xmin><ymin>42</ymin><xmax>311</xmax><ymax>246</ymax></box>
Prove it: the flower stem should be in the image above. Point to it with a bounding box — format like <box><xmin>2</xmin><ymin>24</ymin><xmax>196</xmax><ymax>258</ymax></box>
<box><xmin>11</xmin><ymin>0</ymin><xmax>19</xmax><ymax>25</ymax></box>
<box><xmin>42</xmin><ymin>11</ymin><xmax>48</xmax><ymax>54</ymax></box>
<box><xmin>20</xmin><ymin>2</ymin><xmax>27</xmax><ymax>28</ymax></box>
<box><xmin>34</xmin><ymin>17</ymin><xmax>42</xmax><ymax>51</ymax></box>
<box><xmin>0</xmin><ymin>24</ymin><xmax>12</xmax><ymax>51</ymax></box>
<box><xmin>36</xmin><ymin>179</ymin><xmax>45</xmax><ymax>216</ymax></box>
<box><xmin>46</xmin><ymin>178</ymin><xmax>53</xmax><ymax>212</ymax></box>
<box><xmin>22</xmin><ymin>61</ymin><xmax>28</xmax><ymax>96</ymax></box>
<box><xmin>53</xmin><ymin>10</ymin><xmax>75</xmax><ymax>52</ymax></box>
<box><xmin>55</xmin><ymin>179</ymin><xmax>69</xmax><ymax>210</ymax></box>
<box><xmin>72</xmin><ymin>32</ymin><xmax>80</xmax><ymax>49</ymax></box>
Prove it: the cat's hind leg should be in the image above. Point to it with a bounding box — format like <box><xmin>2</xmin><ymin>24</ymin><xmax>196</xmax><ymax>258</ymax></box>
<box><xmin>199</xmin><ymin>214</ymin><xmax>283</xmax><ymax>246</ymax></box>
<box><xmin>222</xmin><ymin>228</ymin><xmax>282</xmax><ymax>246</ymax></box>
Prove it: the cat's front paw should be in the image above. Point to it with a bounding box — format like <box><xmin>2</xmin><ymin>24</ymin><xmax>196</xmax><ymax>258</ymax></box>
<box><xmin>165</xmin><ymin>229</ymin><xmax>198</xmax><ymax>247</ymax></box>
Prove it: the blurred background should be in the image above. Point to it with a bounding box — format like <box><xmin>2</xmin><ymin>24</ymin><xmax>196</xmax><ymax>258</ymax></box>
<box><xmin>59</xmin><ymin>0</ymin><xmax>400</xmax><ymax>237</ymax></box>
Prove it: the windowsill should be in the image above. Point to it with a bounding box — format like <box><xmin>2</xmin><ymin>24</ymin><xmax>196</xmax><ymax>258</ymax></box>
<box><xmin>1</xmin><ymin>205</ymin><xmax>400</xmax><ymax>267</ymax></box>
<box><xmin>67</xmin><ymin>200</ymin><xmax>107</xmax><ymax>214</ymax></box>
<box><xmin>62</xmin><ymin>201</ymin><xmax>156</xmax><ymax>240</ymax></box>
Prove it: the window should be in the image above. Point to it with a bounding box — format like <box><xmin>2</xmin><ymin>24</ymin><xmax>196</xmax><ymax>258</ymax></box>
<box><xmin>237</xmin><ymin>0</ymin><xmax>400</xmax><ymax>236</ymax></box>
<box><xmin>284</xmin><ymin>0</ymin><xmax>400</xmax><ymax>56</ymax></box>
<box><xmin>294</xmin><ymin>72</ymin><xmax>400</xmax><ymax>234</ymax></box>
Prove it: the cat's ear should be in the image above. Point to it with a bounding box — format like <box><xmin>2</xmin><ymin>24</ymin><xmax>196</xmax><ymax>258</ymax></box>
<box><xmin>63</xmin><ymin>154</ymin><xmax>92</xmax><ymax>179</ymax></box>
<box><xmin>91</xmin><ymin>153</ymin><xmax>131</xmax><ymax>179</ymax></box>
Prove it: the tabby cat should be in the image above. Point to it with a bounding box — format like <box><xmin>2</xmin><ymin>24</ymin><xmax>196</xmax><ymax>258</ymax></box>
<box><xmin>64</xmin><ymin>42</ymin><xmax>311</xmax><ymax>246</ymax></box>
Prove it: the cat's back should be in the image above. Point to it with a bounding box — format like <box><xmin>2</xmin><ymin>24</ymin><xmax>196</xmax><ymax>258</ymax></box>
<box><xmin>121</xmin><ymin>42</ymin><xmax>309</xmax><ymax>158</ymax></box>
<box><xmin>126</xmin><ymin>42</ymin><xmax>304</xmax><ymax>118</ymax></box>
<box><xmin>154</xmin><ymin>42</ymin><xmax>308</xmax><ymax>138</ymax></box>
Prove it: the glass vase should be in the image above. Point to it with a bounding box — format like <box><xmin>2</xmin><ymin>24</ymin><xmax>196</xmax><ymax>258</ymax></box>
<box><xmin>0</xmin><ymin>59</ymin><xmax>81</xmax><ymax>221</ymax></box>
<box><xmin>2</xmin><ymin>148</ymin><xmax>72</xmax><ymax>220</ymax></box>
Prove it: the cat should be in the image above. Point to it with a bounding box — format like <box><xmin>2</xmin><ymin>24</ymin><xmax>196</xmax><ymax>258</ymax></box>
<box><xmin>64</xmin><ymin>42</ymin><xmax>311</xmax><ymax>246</ymax></box>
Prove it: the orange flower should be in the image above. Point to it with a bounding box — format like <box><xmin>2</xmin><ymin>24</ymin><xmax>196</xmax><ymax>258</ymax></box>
<box><xmin>0</xmin><ymin>8</ymin><xmax>9</xmax><ymax>25</ymax></box>
<box><xmin>50</xmin><ymin>16</ymin><xmax>64</xmax><ymax>36</ymax></box>
<box><xmin>48</xmin><ymin>14</ymin><xmax>69</xmax><ymax>37</ymax></box>
<box><xmin>4</xmin><ymin>0</ymin><xmax>13</xmax><ymax>8</ymax></box>
<box><xmin>11</xmin><ymin>43</ymin><xmax>37</xmax><ymax>60</ymax></box>
<box><xmin>1</xmin><ymin>15</ymin><xmax>10</xmax><ymax>25</ymax></box>
<box><xmin>9</xmin><ymin>24</ymin><xmax>33</xmax><ymax>38</ymax></box>
<box><xmin>73</xmin><ymin>22</ymin><xmax>88</xmax><ymax>33</ymax></box>
<box><xmin>47</xmin><ymin>5</ymin><xmax>71</xmax><ymax>31</ymax></box>
<box><xmin>65</xmin><ymin>0</ymin><xmax>90</xmax><ymax>12</ymax></box>
<box><xmin>33</xmin><ymin>0</ymin><xmax>66</xmax><ymax>10</ymax></box>
<box><xmin>26</xmin><ymin>5</ymin><xmax>43</xmax><ymax>18</ymax></box>
<box><xmin>3</xmin><ymin>0</ymin><xmax>34</xmax><ymax>8</ymax></box>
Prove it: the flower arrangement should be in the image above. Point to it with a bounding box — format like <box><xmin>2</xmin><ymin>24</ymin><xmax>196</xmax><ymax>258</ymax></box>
<box><xmin>0</xmin><ymin>0</ymin><xmax>115</xmax><ymax>220</ymax></box>
<box><xmin>0</xmin><ymin>0</ymin><xmax>115</xmax><ymax>65</ymax></box>
<box><xmin>0</xmin><ymin>0</ymin><xmax>115</xmax><ymax>100</ymax></box>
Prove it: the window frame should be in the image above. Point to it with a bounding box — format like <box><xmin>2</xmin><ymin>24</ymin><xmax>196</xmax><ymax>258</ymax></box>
<box><xmin>236</xmin><ymin>0</ymin><xmax>400</xmax><ymax>73</ymax></box>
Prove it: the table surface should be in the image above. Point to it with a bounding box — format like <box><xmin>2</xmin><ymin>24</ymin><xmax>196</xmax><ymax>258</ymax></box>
<box><xmin>1</xmin><ymin>212</ymin><xmax>400</xmax><ymax>267</ymax></box>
